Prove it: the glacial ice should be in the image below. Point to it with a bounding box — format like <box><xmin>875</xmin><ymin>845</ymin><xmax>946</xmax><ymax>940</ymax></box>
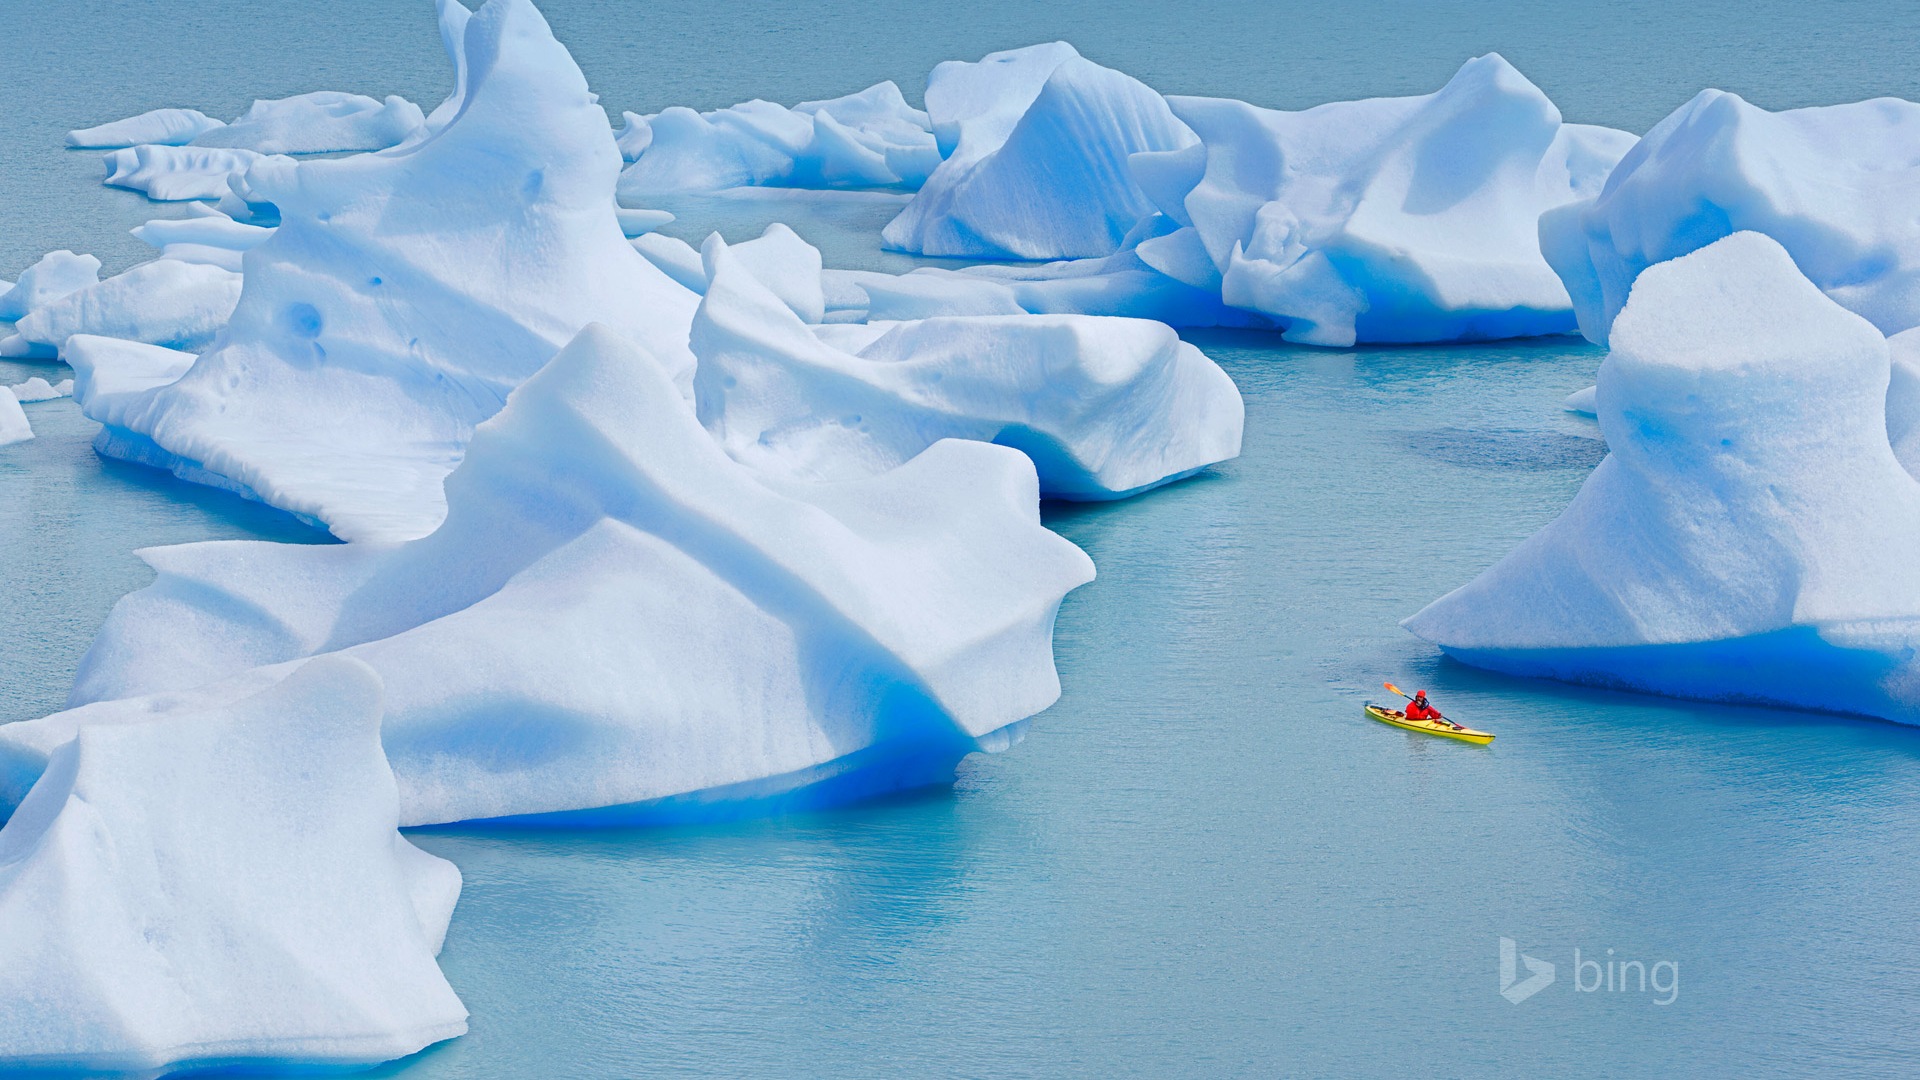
<box><xmin>7</xmin><ymin>323</ymin><xmax>1095</xmax><ymax>826</ymax></box>
<box><xmin>102</xmin><ymin>143</ymin><xmax>268</xmax><ymax>201</ymax></box>
<box><xmin>1541</xmin><ymin>92</ymin><xmax>1920</xmax><ymax>347</ymax></box>
<box><xmin>1886</xmin><ymin>328</ymin><xmax>1920</xmax><ymax>478</ymax></box>
<box><xmin>694</xmin><ymin>234</ymin><xmax>1243</xmax><ymax>497</ymax></box>
<box><xmin>0</xmin><ymin>657</ymin><xmax>467</xmax><ymax>1074</ymax></box>
<box><xmin>82</xmin><ymin>0</ymin><xmax>700</xmax><ymax>542</ymax></box>
<box><xmin>1405</xmin><ymin>232</ymin><xmax>1920</xmax><ymax>723</ymax></box>
<box><xmin>66</xmin><ymin>107</ymin><xmax>227</xmax><ymax>148</ymax></box>
<box><xmin>882</xmin><ymin>43</ymin><xmax>1197</xmax><ymax>260</ymax></box>
<box><xmin>2</xmin><ymin>258</ymin><xmax>243</xmax><ymax>358</ymax></box>
<box><xmin>1562</xmin><ymin>385</ymin><xmax>1597</xmax><ymax>416</ymax></box>
<box><xmin>1135</xmin><ymin>55</ymin><xmax>1635</xmax><ymax>345</ymax></box>
<box><xmin>616</xmin><ymin>81</ymin><xmax>939</xmax><ymax>196</ymax></box>
<box><xmin>0</xmin><ymin>249</ymin><xmax>101</xmax><ymax>321</ymax></box>
<box><xmin>0</xmin><ymin>389</ymin><xmax>30</xmax><ymax>447</ymax></box>
<box><xmin>191</xmin><ymin>91</ymin><xmax>426</xmax><ymax>155</ymax></box>
<box><xmin>6</xmin><ymin>377</ymin><xmax>73</xmax><ymax>402</ymax></box>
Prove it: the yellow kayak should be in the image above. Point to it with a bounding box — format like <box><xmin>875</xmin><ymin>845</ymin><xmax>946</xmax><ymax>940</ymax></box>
<box><xmin>1364</xmin><ymin>703</ymin><xmax>1494</xmax><ymax>745</ymax></box>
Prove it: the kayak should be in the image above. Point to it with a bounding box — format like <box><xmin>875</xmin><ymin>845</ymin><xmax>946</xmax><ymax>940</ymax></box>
<box><xmin>1364</xmin><ymin>702</ymin><xmax>1495</xmax><ymax>745</ymax></box>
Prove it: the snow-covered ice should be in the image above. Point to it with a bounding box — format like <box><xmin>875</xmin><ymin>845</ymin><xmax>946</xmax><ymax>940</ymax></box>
<box><xmin>6</xmin><ymin>377</ymin><xmax>73</xmax><ymax>402</ymax></box>
<box><xmin>882</xmin><ymin>43</ymin><xmax>1197</xmax><ymax>260</ymax></box>
<box><xmin>1406</xmin><ymin>232</ymin><xmax>1920</xmax><ymax>723</ymax></box>
<box><xmin>190</xmin><ymin>91</ymin><xmax>426</xmax><ymax>155</ymax></box>
<box><xmin>102</xmin><ymin>143</ymin><xmax>268</xmax><ymax>201</ymax></box>
<box><xmin>66</xmin><ymin>107</ymin><xmax>227</xmax><ymax>148</ymax></box>
<box><xmin>2</xmin><ymin>259</ymin><xmax>242</xmax><ymax>358</ymax></box>
<box><xmin>7</xmin><ymin>323</ymin><xmax>1095</xmax><ymax>826</ymax></box>
<box><xmin>83</xmin><ymin>0</ymin><xmax>699</xmax><ymax>542</ymax></box>
<box><xmin>694</xmin><ymin>233</ymin><xmax>1243</xmax><ymax>497</ymax></box>
<box><xmin>0</xmin><ymin>657</ymin><xmax>467</xmax><ymax>1074</ymax></box>
<box><xmin>1562</xmin><ymin>385</ymin><xmax>1597</xmax><ymax>416</ymax></box>
<box><xmin>616</xmin><ymin>81</ymin><xmax>939</xmax><ymax>196</ymax></box>
<box><xmin>1542</xmin><ymin>92</ymin><xmax>1920</xmax><ymax>347</ymax></box>
<box><xmin>0</xmin><ymin>389</ymin><xmax>30</xmax><ymax>447</ymax></box>
<box><xmin>0</xmin><ymin>250</ymin><xmax>101</xmax><ymax>321</ymax></box>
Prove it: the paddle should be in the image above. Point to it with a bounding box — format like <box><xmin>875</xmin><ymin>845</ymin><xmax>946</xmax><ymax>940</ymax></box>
<box><xmin>1383</xmin><ymin>682</ymin><xmax>1465</xmax><ymax>731</ymax></box>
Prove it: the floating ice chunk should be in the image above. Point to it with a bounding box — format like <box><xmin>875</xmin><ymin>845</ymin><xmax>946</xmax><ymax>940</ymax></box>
<box><xmin>0</xmin><ymin>250</ymin><xmax>102</xmax><ymax>321</ymax></box>
<box><xmin>883</xmin><ymin>44</ymin><xmax>1198</xmax><ymax>259</ymax></box>
<box><xmin>3</xmin><ymin>259</ymin><xmax>242</xmax><ymax>357</ymax></box>
<box><xmin>6</xmin><ymin>377</ymin><xmax>72</xmax><ymax>402</ymax></box>
<box><xmin>1144</xmin><ymin>55</ymin><xmax>1634</xmax><ymax>345</ymax></box>
<box><xmin>191</xmin><ymin>91</ymin><xmax>426</xmax><ymax>155</ymax></box>
<box><xmin>0</xmin><ymin>657</ymin><xmax>467</xmax><ymax>1074</ymax></box>
<box><xmin>29</xmin><ymin>323</ymin><xmax>1094</xmax><ymax>826</ymax></box>
<box><xmin>132</xmin><ymin>213</ymin><xmax>274</xmax><ymax>253</ymax></box>
<box><xmin>630</xmin><ymin>231</ymin><xmax>708</xmax><ymax>292</ymax></box>
<box><xmin>1405</xmin><ymin>232</ymin><xmax>1920</xmax><ymax>722</ymax></box>
<box><xmin>614</xmin><ymin>110</ymin><xmax>652</xmax><ymax>160</ymax></box>
<box><xmin>66</xmin><ymin>335</ymin><xmax>197</xmax><ymax>423</ymax></box>
<box><xmin>0</xmin><ymin>389</ymin><xmax>30</xmax><ymax>446</ymax></box>
<box><xmin>1542</xmin><ymin>92</ymin><xmax>1920</xmax><ymax>347</ymax></box>
<box><xmin>703</xmin><ymin>224</ymin><xmax>825</xmax><ymax>323</ymax></box>
<box><xmin>66</xmin><ymin>107</ymin><xmax>227</xmax><ymax>148</ymax></box>
<box><xmin>617</xmin><ymin>81</ymin><xmax>937</xmax><ymax>196</ymax></box>
<box><xmin>694</xmin><ymin>236</ymin><xmax>1242</xmax><ymax>498</ymax></box>
<box><xmin>1562</xmin><ymin>385</ymin><xmax>1597</xmax><ymax>415</ymax></box>
<box><xmin>86</xmin><ymin>0</ymin><xmax>700</xmax><ymax>543</ymax></box>
<box><xmin>616</xmin><ymin>206</ymin><xmax>673</xmax><ymax>236</ymax></box>
<box><xmin>102</xmin><ymin>143</ymin><xmax>268</xmax><ymax>201</ymax></box>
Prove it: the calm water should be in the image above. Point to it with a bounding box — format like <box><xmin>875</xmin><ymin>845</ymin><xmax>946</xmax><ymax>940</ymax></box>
<box><xmin>5</xmin><ymin>2</ymin><xmax>1920</xmax><ymax>1076</ymax></box>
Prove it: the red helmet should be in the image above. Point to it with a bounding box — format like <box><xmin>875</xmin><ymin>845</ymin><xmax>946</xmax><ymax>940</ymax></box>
<box><xmin>1414</xmin><ymin>690</ymin><xmax>1427</xmax><ymax>699</ymax></box>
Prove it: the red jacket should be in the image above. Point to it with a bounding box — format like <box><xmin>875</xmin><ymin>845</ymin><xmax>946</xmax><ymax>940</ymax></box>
<box><xmin>1406</xmin><ymin>698</ymin><xmax>1441</xmax><ymax>721</ymax></box>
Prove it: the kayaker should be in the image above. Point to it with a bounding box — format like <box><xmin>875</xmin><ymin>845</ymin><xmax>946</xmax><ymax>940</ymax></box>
<box><xmin>1404</xmin><ymin>691</ymin><xmax>1443</xmax><ymax>723</ymax></box>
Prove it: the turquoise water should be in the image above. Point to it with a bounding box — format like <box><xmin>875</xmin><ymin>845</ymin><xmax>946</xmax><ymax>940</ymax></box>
<box><xmin>6</xmin><ymin>1</ymin><xmax>1920</xmax><ymax>1076</ymax></box>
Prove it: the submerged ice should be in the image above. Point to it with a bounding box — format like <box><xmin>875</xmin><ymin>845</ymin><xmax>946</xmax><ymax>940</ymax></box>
<box><xmin>1406</xmin><ymin>232</ymin><xmax>1920</xmax><ymax>723</ymax></box>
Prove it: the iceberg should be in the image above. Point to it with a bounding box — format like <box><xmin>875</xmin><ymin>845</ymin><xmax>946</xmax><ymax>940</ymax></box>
<box><xmin>881</xmin><ymin>43</ymin><xmax>1197</xmax><ymax>260</ymax></box>
<box><xmin>0</xmin><ymin>389</ymin><xmax>30</xmax><ymax>447</ymax></box>
<box><xmin>66</xmin><ymin>107</ymin><xmax>227</xmax><ymax>148</ymax></box>
<box><xmin>7</xmin><ymin>377</ymin><xmax>73</xmax><ymax>402</ymax></box>
<box><xmin>8</xmin><ymin>323</ymin><xmax>1095</xmax><ymax>827</ymax></box>
<box><xmin>1</xmin><ymin>259</ymin><xmax>243</xmax><ymax>358</ymax></box>
<box><xmin>191</xmin><ymin>91</ymin><xmax>427</xmax><ymax>155</ymax></box>
<box><xmin>1541</xmin><ymin>92</ymin><xmax>1920</xmax><ymax>347</ymax></box>
<box><xmin>616</xmin><ymin>81</ymin><xmax>939</xmax><ymax>196</ymax></box>
<box><xmin>0</xmin><ymin>250</ymin><xmax>101</xmax><ymax>321</ymax></box>
<box><xmin>83</xmin><ymin>0</ymin><xmax>699</xmax><ymax>542</ymax></box>
<box><xmin>0</xmin><ymin>657</ymin><xmax>467</xmax><ymax>1074</ymax></box>
<box><xmin>1136</xmin><ymin>54</ymin><xmax>1634</xmax><ymax>345</ymax></box>
<box><xmin>102</xmin><ymin>143</ymin><xmax>268</xmax><ymax>201</ymax></box>
<box><xmin>694</xmin><ymin>235</ymin><xmax>1243</xmax><ymax>497</ymax></box>
<box><xmin>1405</xmin><ymin>232</ymin><xmax>1920</xmax><ymax>724</ymax></box>
<box><xmin>1562</xmin><ymin>384</ymin><xmax>1597</xmax><ymax>416</ymax></box>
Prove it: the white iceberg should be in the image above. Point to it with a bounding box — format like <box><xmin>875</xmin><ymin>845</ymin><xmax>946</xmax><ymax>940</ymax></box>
<box><xmin>84</xmin><ymin>0</ymin><xmax>699</xmax><ymax>542</ymax></box>
<box><xmin>2</xmin><ymin>259</ymin><xmax>243</xmax><ymax>358</ymax></box>
<box><xmin>66</xmin><ymin>107</ymin><xmax>227</xmax><ymax>148</ymax></box>
<box><xmin>7</xmin><ymin>377</ymin><xmax>73</xmax><ymax>402</ymax></box>
<box><xmin>1887</xmin><ymin>328</ymin><xmax>1920</xmax><ymax>478</ymax></box>
<box><xmin>694</xmin><ymin>235</ymin><xmax>1243</xmax><ymax>498</ymax></box>
<box><xmin>616</xmin><ymin>81</ymin><xmax>938</xmax><ymax>196</ymax></box>
<box><xmin>102</xmin><ymin>143</ymin><xmax>269</xmax><ymax>201</ymax></box>
<box><xmin>0</xmin><ymin>389</ymin><xmax>30</xmax><ymax>447</ymax></box>
<box><xmin>1132</xmin><ymin>54</ymin><xmax>1634</xmax><ymax>345</ymax></box>
<box><xmin>12</xmin><ymin>323</ymin><xmax>1095</xmax><ymax>827</ymax></box>
<box><xmin>1542</xmin><ymin>91</ymin><xmax>1920</xmax><ymax>347</ymax></box>
<box><xmin>1405</xmin><ymin>232</ymin><xmax>1920</xmax><ymax>723</ymax></box>
<box><xmin>131</xmin><ymin>210</ymin><xmax>275</xmax><ymax>254</ymax></box>
<box><xmin>881</xmin><ymin>43</ymin><xmax>1197</xmax><ymax>260</ymax></box>
<box><xmin>192</xmin><ymin>91</ymin><xmax>427</xmax><ymax>155</ymax></box>
<box><xmin>0</xmin><ymin>250</ymin><xmax>101</xmax><ymax>321</ymax></box>
<box><xmin>0</xmin><ymin>657</ymin><xmax>467</xmax><ymax>1074</ymax></box>
<box><xmin>1562</xmin><ymin>384</ymin><xmax>1597</xmax><ymax>416</ymax></box>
